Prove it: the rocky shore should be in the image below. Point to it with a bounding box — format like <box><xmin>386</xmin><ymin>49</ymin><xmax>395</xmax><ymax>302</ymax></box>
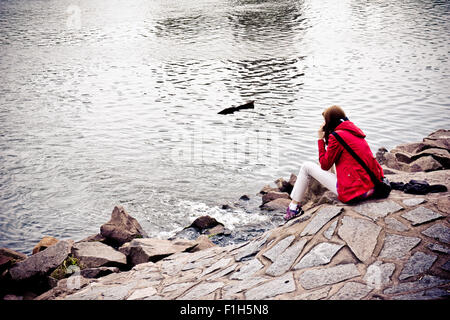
<box><xmin>1</xmin><ymin>130</ymin><xmax>449</xmax><ymax>300</ymax></box>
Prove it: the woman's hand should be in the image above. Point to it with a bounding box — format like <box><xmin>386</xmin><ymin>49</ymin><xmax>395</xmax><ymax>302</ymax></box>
<box><xmin>318</xmin><ymin>122</ymin><xmax>325</xmax><ymax>140</ymax></box>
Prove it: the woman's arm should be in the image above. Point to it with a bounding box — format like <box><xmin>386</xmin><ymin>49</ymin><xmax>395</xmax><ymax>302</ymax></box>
<box><xmin>318</xmin><ymin>135</ymin><xmax>343</xmax><ymax>171</ymax></box>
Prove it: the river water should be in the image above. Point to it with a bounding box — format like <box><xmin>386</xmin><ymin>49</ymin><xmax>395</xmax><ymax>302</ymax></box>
<box><xmin>1</xmin><ymin>0</ymin><xmax>449</xmax><ymax>254</ymax></box>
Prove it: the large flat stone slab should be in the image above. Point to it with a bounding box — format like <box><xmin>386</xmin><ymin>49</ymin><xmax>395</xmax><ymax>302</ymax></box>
<box><xmin>383</xmin><ymin>275</ymin><xmax>449</xmax><ymax>295</ymax></box>
<box><xmin>265</xmin><ymin>239</ymin><xmax>308</xmax><ymax>276</ymax></box>
<box><xmin>262</xmin><ymin>235</ymin><xmax>295</xmax><ymax>262</ymax></box>
<box><xmin>421</xmin><ymin>223</ymin><xmax>450</xmax><ymax>244</ymax></box>
<box><xmin>402</xmin><ymin>198</ymin><xmax>426</xmax><ymax>207</ymax></box>
<box><xmin>323</xmin><ymin>221</ymin><xmax>338</xmax><ymax>240</ymax></box>
<box><xmin>234</xmin><ymin>234</ymin><xmax>269</xmax><ymax>262</ymax></box>
<box><xmin>363</xmin><ymin>261</ymin><xmax>396</xmax><ymax>289</ymax></box>
<box><xmin>329</xmin><ymin>282</ymin><xmax>372</xmax><ymax>300</ymax></box>
<box><xmin>177</xmin><ymin>282</ymin><xmax>225</xmax><ymax>300</ymax></box>
<box><xmin>353</xmin><ymin>200</ymin><xmax>403</xmax><ymax>221</ymax></box>
<box><xmin>245</xmin><ymin>273</ymin><xmax>296</xmax><ymax>300</ymax></box>
<box><xmin>222</xmin><ymin>277</ymin><xmax>268</xmax><ymax>299</ymax></box>
<box><xmin>294</xmin><ymin>242</ymin><xmax>344</xmax><ymax>270</ymax></box>
<box><xmin>200</xmin><ymin>258</ymin><xmax>232</xmax><ymax>277</ymax></box>
<box><xmin>400</xmin><ymin>207</ymin><xmax>443</xmax><ymax>226</ymax></box>
<box><xmin>293</xmin><ymin>286</ymin><xmax>331</xmax><ymax>300</ymax></box>
<box><xmin>300</xmin><ymin>206</ymin><xmax>342</xmax><ymax>236</ymax></box>
<box><xmin>398</xmin><ymin>251</ymin><xmax>437</xmax><ymax>280</ymax></box>
<box><xmin>72</xmin><ymin>241</ymin><xmax>127</xmax><ymax>268</ymax></box>
<box><xmin>337</xmin><ymin>216</ymin><xmax>382</xmax><ymax>262</ymax></box>
<box><xmin>379</xmin><ymin>234</ymin><xmax>421</xmax><ymax>260</ymax></box>
<box><xmin>230</xmin><ymin>259</ymin><xmax>264</xmax><ymax>280</ymax></box>
<box><xmin>298</xmin><ymin>263</ymin><xmax>360</xmax><ymax>290</ymax></box>
<box><xmin>385</xmin><ymin>217</ymin><xmax>409</xmax><ymax>232</ymax></box>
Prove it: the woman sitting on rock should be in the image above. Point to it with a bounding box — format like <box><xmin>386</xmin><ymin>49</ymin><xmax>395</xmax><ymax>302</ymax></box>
<box><xmin>285</xmin><ymin>105</ymin><xmax>385</xmax><ymax>221</ymax></box>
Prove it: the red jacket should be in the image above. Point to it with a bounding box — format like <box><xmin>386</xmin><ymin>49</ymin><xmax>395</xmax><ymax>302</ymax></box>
<box><xmin>318</xmin><ymin>120</ymin><xmax>384</xmax><ymax>203</ymax></box>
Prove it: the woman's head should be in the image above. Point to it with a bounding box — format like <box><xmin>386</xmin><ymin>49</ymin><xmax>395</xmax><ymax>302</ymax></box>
<box><xmin>322</xmin><ymin>105</ymin><xmax>347</xmax><ymax>143</ymax></box>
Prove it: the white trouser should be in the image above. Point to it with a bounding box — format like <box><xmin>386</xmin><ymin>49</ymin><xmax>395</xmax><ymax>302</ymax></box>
<box><xmin>290</xmin><ymin>161</ymin><xmax>338</xmax><ymax>203</ymax></box>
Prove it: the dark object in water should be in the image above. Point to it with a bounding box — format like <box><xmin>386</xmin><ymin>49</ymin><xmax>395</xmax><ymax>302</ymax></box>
<box><xmin>390</xmin><ymin>179</ymin><xmax>447</xmax><ymax>195</ymax></box>
<box><xmin>218</xmin><ymin>101</ymin><xmax>254</xmax><ymax>115</ymax></box>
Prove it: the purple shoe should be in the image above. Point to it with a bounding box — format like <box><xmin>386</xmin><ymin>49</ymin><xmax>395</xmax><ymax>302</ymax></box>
<box><xmin>284</xmin><ymin>205</ymin><xmax>304</xmax><ymax>222</ymax></box>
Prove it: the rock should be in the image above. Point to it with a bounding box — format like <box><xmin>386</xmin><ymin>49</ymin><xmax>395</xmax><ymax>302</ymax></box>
<box><xmin>0</xmin><ymin>248</ymin><xmax>27</xmax><ymax>272</ymax></box>
<box><xmin>298</xmin><ymin>263</ymin><xmax>360</xmax><ymax>290</ymax></box>
<box><xmin>230</xmin><ymin>259</ymin><xmax>263</xmax><ymax>280</ymax></box>
<box><xmin>294</xmin><ymin>286</ymin><xmax>331</xmax><ymax>300</ymax></box>
<box><xmin>383</xmin><ymin>275</ymin><xmax>449</xmax><ymax>295</ymax></box>
<box><xmin>120</xmin><ymin>238</ymin><xmax>197</xmax><ymax>266</ymax></box>
<box><xmin>379</xmin><ymin>234</ymin><xmax>421</xmax><ymax>259</ymax></box>
<box><xmin>127</xmin><ymin>287</ymin><xmax>158</xmax><ymax>300</ymax></box>
<box><xmin>385</xmin><ymin>217</ymin><xmax>409</xmax><ymax>232</ymax></box>
<box><xmin>260</xmin><ymin>198</ymin><xmax>291</xmax><ymax>211</ymax></box>
<box><xmin>200</xmin><ymin>257</ymin><xmax>232</xmax><ymax>277</ymax></box>
<box><xmin>259</xmin><ymin>185</ymin><xmax>279</xmax><ymax>195</ymax></box>
<box><xmin>294</xmin><ymin>242</ymin><xmax>343</xmax><ymax>270</ymax></box>
<box><xmin>71</xmin><ymin>242</ymin><xmax>127</xmax><ymax>269</ymax></box>
<box><xmin>411</xmin><ymin>148</ymin><xmax>450</xmax><ymax>169</ymax></box>
<box><xmin>222</xmin><ymin>277</ymin><xmax>268</xmax><ymax>299</ymax></box>
<box><xmin>353</xmin><ymin>200</ymin><xmax>403</xmax><ymax>221</ymax></box>
<box><xmin>177</xmin><ymin>281</ymin><xmax>224</xmax><ymax>300</ymax></box>
<box><xmin>441</xmin><ymin>260</ymin><xmax>450</xmax><ymax>272</ymax></box>
<box><xmin>80</xmin><ymin>267</ymin><xmax>120</xmax><ymax>279</ymax></box>
<box><xmin>3</xmin><ymin>294</ymin><xmax>23</xmax><ymax>300</ymax></box>
<box><xmin>274</xmin><ymin>177</ymin><xmax>293</xmax><ymax>193</ymax></box>
<box><xmin>262</xmin><ymin>235</ymin><xmax>295</xmax><ymax>262</ymax></box>
<box><xmin>190</xmin><ymin>215</ymin><xmax>222</xmax><ymax>231</ymax></box>
<box><xmin>392</xmin><ymin>142</ymin><xmax>423</xmax><ymax>154</ymax></box>
<box><xmin>100</xmin><ymin>206</ymin><xmax>148</xmax><ymax>246</ymax></box>
<box><xmin>329</xmin><ymin>282</ymin><xmax>372</xmax><ymax>300</ymax></box>
<box><xmin>300</xmin><ymin>206</ymin><xmax>342</xmax><ymax>236</ymax></box>
<box><xmin>34</xmin><ymin>275</ymin><xmax>93</xmax><ymax>300</ymax></box>
<box><xmin>400</xmin><ymin>207</ymin><xmax>443</xmax><ymax>226</ymax></box>
<box><xmin>77</xmin><ymin>233</ymin><xmax>107</xmax><ymax>243</ymax></box>
<box><xmin>32</xmin><ymin>236</ymin><xmax>59</xmax><ymax>255</ymax></box>
<box><xmin>409</xmin><ymin>156</ymin><xmax>443</xmax><ymax>172</ymax></box>
<box><xmin>261</xmin><ymin>191</ymin><xmax>290</xmax><ymax>204</ymax></box>
<box><xmin>402</xmin><ymin>198</ymin><xmax>426</xmax><ymax>206</ymax></box>
<box><xmin>323</xmin><ymin>221</ymin><xmax>338</xmax><ymax>240</ymax></box>
<box><xmin>398</xmin><ymin>251</ymin><xmax>437</xmax><ymax>280</ymax></box>
<box><xmin>427</xmin><ymin>243</ymin><xmax>450</xmax><ymax>254</ymax></box>
<box><xmin>233</xmin><ymin>233</ymin><xmax>269</xmax><ymax>262</ymax></box>
<box><xmin>245</xmin><ymin>273</ymin><xmax>296</xmax><ymax>300</ymax></box>
<box><xmin>265</xmin><ymin>239</ymin><xmax>308</xmax><ymax>276</ymax></box>
<box><xmin>337</xmin><ymin>216</ymin><xmax>382</xmax><ymax>263</ymax></box>
<box><xmin>363</xmin><ymin>261</ymin><xmax>396</xmax><ymax>289</ymax></box>
<box><xmin>9</xmin><ymin>240</ymin><xmax>72</xmax><ymax>281</ymax></box>
<box><xmin>421</xmin><ymin>223</ymin><xmax>450</xmax><ymax>244</ymax></box>
<box><xmin>376</xmin><ymin>147</ymin><xmax>388</xmax><ymax>164</ymax></box>
<box><xmin>191</xmin><ymin>235</ymin><xmax>216</xmax><ymax>252</ymax></box>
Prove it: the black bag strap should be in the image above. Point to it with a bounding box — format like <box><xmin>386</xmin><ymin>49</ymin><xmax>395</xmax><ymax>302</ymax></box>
<box><xmin>331</xmin><ymin>131</ymin><xmax>381</xmax><ymax>185</ymax></box>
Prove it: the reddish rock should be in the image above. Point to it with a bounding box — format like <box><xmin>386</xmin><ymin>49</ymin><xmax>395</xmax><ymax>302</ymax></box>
<box><xmin>262</xmin><ymin>191</ymin><xmax>290</xmax><ymax>204</ymax></box>
<box><xmin>190</xmin><ymin>216</ymin><xmax>222</xmax><ymax>231</ymax></box>
<box><xmin>32</xmin><ymin>236</ymin><xmax>59</xmax><ymax>255</ymax></box>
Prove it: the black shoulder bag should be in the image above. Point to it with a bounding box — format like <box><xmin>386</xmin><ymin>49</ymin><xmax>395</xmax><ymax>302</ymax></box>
<box><xmin>332</xmin><ymin>131</ymin><xmax>391</xmax><ymax>199</ymax></box>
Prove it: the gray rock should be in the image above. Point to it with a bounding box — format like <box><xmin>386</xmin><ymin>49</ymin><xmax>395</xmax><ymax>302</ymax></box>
<box><xmin>9</xmin><ymin>240</ymin><xmax>72</xmax><ymax>281</ymax></box>
<box><xmin>177</xmin><ymin>282</ymin><xmax>224</xmax><ymax>300</ymax></box>
<box><xmin>390</xmin><ymin>291</ymin><xmax>435</xmax><ymax>300</ymax></box>
<box><xmin>223</xmin><ymin>277</ymin><xmax>268</xmax><ymax>299</ymax></box>
<box><xmin>127</xmin><ymin>287</ymin><xmax>158</xmax><ymax>300</ymax></box>
<box><xmin>265</xmin><ymin>239</ymin><xmax>308</xmax><ymax>276</ymax></box>
<box><xmin>379</xmin><ymin>234</ymin><xmax>421</xmax><ymax>259</ymax></box>
<box><xmin>363</xmin><ymin>261</ymin><xmax>396</xmax><ymax>289</ymax></box>
<box><xmin>323</xmin><ymin>221</ymin><xmax>338</xmax><ymax>240</ymax></box>
<box><xmin>234</xmin><ymin>233</ymin><xmax>269</xmax><ymax>262</ymax></box>
<box><xmin>161</xmin><ymin>282</ymin><xmax>196</xmax><ymax>299</ymax></box>
<box><xmin>440</xmin><ymin>260</ymin><xmax>450</xmax><ymax>272</ymax></box>
<box><xmin>329</xmin><ymin>282</ymin><xmax>372</xmax><ymax>300</ymax></box>
<box><xmin>230</xmin><ymin>259</ymin><xmax>263</xmax><ymax>280</ymax></box>
<box><xmin>385</xmin><ymin>217</ymin><xmax>409</xmax><ymax>232</ymax></box>
<box><xmin>207</xmin><ymin>264</ymin><xmax>237</xmax><ymax>280</ymax></box>
<box><xmin>300</xmin><ymin>206</ymin><xmax>343</xmax><ymax>236</ymax></box>
<box><xmin>245</xmin><ymin>273</ymin><xmax>296</xmax><ymax>300</ymax></box>
<box><xmin>421</xmin><ymin>223</ymin><xmax>450</xmax><ymax>244</ymax></box>
<box><xmin>402</xmin><ymin>198</ymin><xmax>426</xmax><ymax>207</ymax></box>
<box><xmin>427</xmin><ymin>243</ymin><xmax>450</xmax><ymax>254</ymax></box>
<box><xmin>298</xmin><ymin>263</ymin><xmax>360</xmax><ymax>290</ymax></box>
<box><xmin>72</xmin><ymin>242</ymin><xmax>127</xmax><ymax>268</ymax></box>
<box><xmin>400</xmin><ymin>207</ymin><xmax>443</xmax><ymax>226</ymax></box>
<box><xmin>293</xmin><ymin>286</ymin><xmax>331</xmax><ymax>300</ymax></box>
<box><xmin>100</xmin><ymin>206</ymin><xmax>148</xmax><ymax>246</ymax></box>
<box><xmin>409</xmin><ymin>156</ymin><xmax>443</xmax><ymax>172</ymax></box>
<box><xmin>353</xmin><ymin>200</ymin><xmax>403</xmax><ymax>221</ymax></box>
<box><xmin>120</xmin><ymin>238</ymin><xmax>196</xmax><ymax>266</ymax></box>
<box><xmin>337</xmin><ymin>216</ymin><xmax>382</xmax><ymax>262</ymax></box>
<box><xmin>80</xmin><ymin>267</ymin><xmax>120</xmax><ymax>279</ymax></box>
<box><xmin>398</xmin><ymin>251</ymin><xmax>437</xmax><ymax>280</ymax></box>
<box><xmin>262</xmin><ymin>235</ymin><xmax>295</xmax><ymax>262</ymax></box>
<box><xmin>200</xmin><ymin>258</ymin><xmax>232</xmax><ymax>277</ymax></box>
<box><xmin>383</xmin><ymin>275</ymin><xmax>449</xmax><ymax>295</ymax></box>
<box><xmin>294</xmin><ymin>242</ymin><xmax>343</xmax><ymax>270</ymax></box>
<box><xmin>260</xmin><ymin>198</ymin><xmax>291</xmax><ymax>211</ymax></box>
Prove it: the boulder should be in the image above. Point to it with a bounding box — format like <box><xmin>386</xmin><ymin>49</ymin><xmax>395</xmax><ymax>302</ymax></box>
<box><xmin>77</xmin><ymin>233</ymin><xmax>107</xmax><ymax>243</ymax></box>
<box><xmin>9</xmin><ymin>240</ymin><xmax>72</xmax><ymax>282</ymax></box>
<box><xmin>190</xmin><ymin>215</ymin><xmax>223</xmax><ymax>231</ymax></box>
<box><xmin>71</xmin><ymin>242</ymin><xmax>127</xmax><ymax>269</ymax></box>
<box><xmin>274</xmin><ymin>177</ymin><xmax>293</xmax><ymax>193</ymax></box>
<box><xmin>32</xmin><ymin>236</ymin><xmax>59</xmax><ymax>255</ymax></box>
<box><xmin>100</xmin><ymin>206</ymin><xmax>148</xmax><ymax>246</ymax></box>
<box><xmin>259</xmin><ymin>185</ymin><xmax>279</xmax><ymax>195</ymax></box>
<box><xmin>119</xmin><ymin>238</ymin><xmax>197</xmax><ymax>266</ymax></box>
<box><xmin>411</xmin><ymin>148</ymin><xmax>450</xmax><ymax>169</ymax></box>
<box><xmin>0</xmin><ymin>248</ymin><xmax>27</xmax><ymax>273</ymax></box>
<box><xmin>80</xmin><ymin>267</ymin><xmax>119</xmax><ymax>279</ymax></box>
<box><xmin>376</xmin><ymin>147</ymin><xmax>388</xmax><ymax>164</ymax></box>
<box><xmin>409</xmin><ymin>156</ymin><xmax>443</xmax><ymax>172</ymax></box>
<box><xmin>191</xmin><ymin>235</ymin><xmax>216</xmax><ymax>252</ymax></box>
<box><xmin>261</xmin><ymin>191</ymin><xmax>290</xmax><ymax>204</ymax></box>
<box><xmin>260</xmin><ymin>198</ymin><xmax>291</xmax><ymax>211</ymax></box>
